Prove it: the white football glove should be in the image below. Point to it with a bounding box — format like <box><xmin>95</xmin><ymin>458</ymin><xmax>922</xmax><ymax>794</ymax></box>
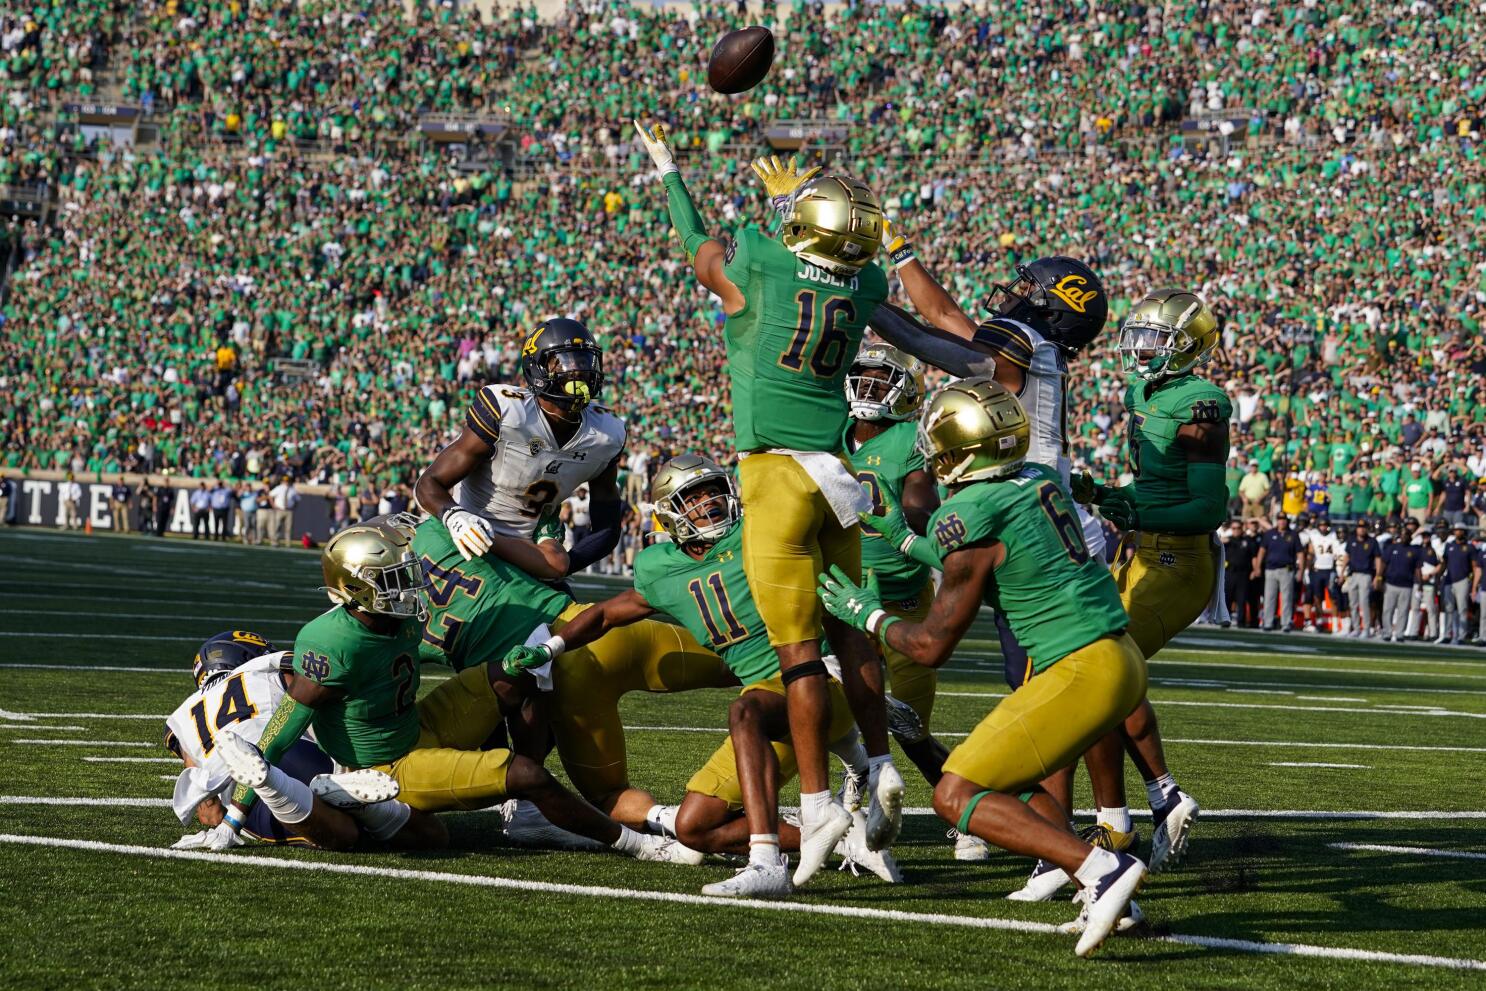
<box><xmin>174</xmin><ymin>821</ymin><xmax>244</xmax><ymax>851</ymax></box>
<box><xmin>633</xmin><ymin>119</ymin><xmax>678</xmax><ymax>178</ymax></box>
<box><xmin>442</xmin><ymin>508</ymin><xmax>493</xmax><ymax>561</ymax></box>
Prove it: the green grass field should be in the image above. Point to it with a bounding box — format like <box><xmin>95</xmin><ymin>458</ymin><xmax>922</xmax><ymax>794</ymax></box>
<box><xmin>2</xmin><ymin>527</ymin><xmax>1484</xmax><ymax>990</ymax></box>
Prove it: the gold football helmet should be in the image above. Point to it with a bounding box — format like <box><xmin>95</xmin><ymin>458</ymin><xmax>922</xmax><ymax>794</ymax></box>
<box><xmin>917</xmin><ymin>377</ymin><xmax>1031</xmax><ymax>486</ymax></box>
<box><xmin>847</xmin><ymin>343</ymin><xmax>927</xmax><ymax>422</ymax></box>
<box><xmin>321</xmin><ymin>515</ymin><xmax>429</xmax><ymax>620</ymax></box>
<box><xmin>1118</xmin><ymin>288</ymin><xmax>1219</xmax><ymax>382</ymax></box>
<box><xmin>780</xmin><ymin>175</ymin><xmax>883</xmax><ymax>276</ymax></box>
<box><xmin>651</xmin><ymin>454</ymin><xmax>739</xmax><ymax>545</ymax></box>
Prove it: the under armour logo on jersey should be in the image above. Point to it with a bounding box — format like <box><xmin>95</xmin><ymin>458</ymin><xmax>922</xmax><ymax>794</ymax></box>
<box><xmin>718</xmin><ymin>550</ymin><xmax>735</xmax><ymax>563</ymax></box>
<box><xmin>864</xmin><ymin>455</ymin><xmax>883</xmax><ymax>466</ymax></box>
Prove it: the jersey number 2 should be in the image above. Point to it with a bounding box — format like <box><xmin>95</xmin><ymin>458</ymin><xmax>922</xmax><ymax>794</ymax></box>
<box><xmin>781</xmin><ymin>291</ymin><xmax>855</xmax><ymax>378</ymax></box>
<box><xmin>189</xmin><ymin>673</ymin><xmax>258</xmax><ymax>756</ymax></box>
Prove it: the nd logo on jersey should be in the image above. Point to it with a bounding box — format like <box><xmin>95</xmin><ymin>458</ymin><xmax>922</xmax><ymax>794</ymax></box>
<box><xmin>1049</xmin><ymin>275</ymin><xmax>1098</xmax><ymax>313</ymax></box>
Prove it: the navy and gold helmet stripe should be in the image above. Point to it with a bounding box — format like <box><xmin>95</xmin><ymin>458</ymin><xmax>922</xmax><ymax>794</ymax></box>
<box><xmin>973</xmin><ymin>318</ymin><xmax>1035</xmax><ymax>370</ymax></box>
<box><xmin>465</xmin><ymin>386</ymin><xmax>503</xmax><ymax>447</ymax></box>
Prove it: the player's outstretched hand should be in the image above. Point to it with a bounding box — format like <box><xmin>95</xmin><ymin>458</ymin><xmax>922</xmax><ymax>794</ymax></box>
<box><xmin>1069</xmin><ymin>471</ymin><xmax>1097</xmax><ymax>505</ymax></box>
<box><xmin>174</xmin><ymin>821</ymin><xmax>244</xmax><ymax>852</ymax></box>
<box><xmin>880</xmin><ymin>217</ymin><xmax>916</xmax><ymax>271</ymax></box>
<box><xmin>817</xmin><ymin>565</ymin><xmax>887</xmax><ymax>635</ymax></box>
<box><xmin>750</xmin><ymin>155</ymin><xmax>820</xmax><ymax>215</ymax></box>
<box><xmin>442</xmin><ymin>508</ymin><xmax>493</xmax><ymax>561</ymax></box>
<box><xmin>858</xmin><ymin>508</ymin><xmax>919</xmax><ymax>558</ymax></box>
<box><xmin>633</xmin><ymin>120</ymin><xmax>678</xmax><ymax>177</ymax></box>
<box><xmin>501</xmin><ymin>643</ymin><xmax>552</xmax><ymax>679</ymax></box>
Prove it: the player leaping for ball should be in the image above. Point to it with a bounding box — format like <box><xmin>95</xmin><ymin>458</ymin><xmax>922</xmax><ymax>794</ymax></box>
<box><xmin>817</xmin><ymin>379</ymin><xmax>1148</xmax><ymax>957</ymax></box>
<box><xmin>635</xmin><ymin>122</ymin><xmax>904</xmax><ymax>885</ymax></box>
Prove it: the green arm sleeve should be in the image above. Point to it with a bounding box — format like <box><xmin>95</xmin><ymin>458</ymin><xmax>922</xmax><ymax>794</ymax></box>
<box><xmin>229</xmin><ymin>695</ymin><xmax>315</xmax><ymax>810</ymax></box>
<box><xmin>1137</xmin><ymin>462</ymin><xmax>1229</xmax><ymax>534</ymax></box>
<box><xmin>661</xmin><ymin>171</ymin><xmax>712</xmax><ymax>260</ymax></box>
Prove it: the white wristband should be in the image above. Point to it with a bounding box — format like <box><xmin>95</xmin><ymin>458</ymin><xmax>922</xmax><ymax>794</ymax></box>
<box><xmin>865</xmin><ymin>609</ymin><xmax>889</xmax><ymax>636</ymax></box>
<box><xmin>541</xmin><ymin>635</ymin><xmax>566</xmax><ymax>659</ymax></box>
<box><xmin>898</xmin><ymin>533</ymin><xmax>919</xmax><ymax>556</ymax></box>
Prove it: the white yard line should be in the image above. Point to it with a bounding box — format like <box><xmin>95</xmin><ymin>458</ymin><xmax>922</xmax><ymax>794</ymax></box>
<box><xmin>82</xmin><ymin>757</ymin><xmax>179</xmax><ymax>764</ymax></box>
<box><xmin>10</xmin><ymin>740</ymin><xmax>154</xmax><ymax>748</ymax></box>
<box><xmin>0</xmin><ymin>609</ymin><xmax>302</xmax><ymax>626</ymax></box>
<box><xmin>0</xmin><ymin>633</ymin><xmax>213</xmax><ymax>642</ymax></box>
<box><xmin>1148</xmin><ymin>658</ymin><xmax>1486</xmax><ymax>682</ymax></box>
<box><xmin>0</xmin><ymin>832</ymin><xmax>1479</xmax><ymax>971</ymax></box>
<box><xmin>0</xmin><ymin>591</ymin><xmax>311</xmax><ymax>610</ymax></box>
<box><xmin>1155</xmin><ymin>676</ymin><xmax>1486</xmax><ymax>696</ymax></box>
<box><xmin>935</xmin><ymin>691</ymin><xmax>1486</xmax><ymax>720</ymax></box>
<box><xmin>1295</xmin><ymin>696</ymin><xmax>1366</xmax><ymax>703</ymax></box>
<box><xmin>1329</xmin><ymin>843</ymin><xmax>1486</xmax><ymax>862</ymax></box>
<box><xmin>1163</xmin><ymin>737</ymin><xmax>1486</xmax><ymax>754</ymax></box>
<box><xmin>1267</xmin><ymin>762</ymin><xmax>1370</xmax><ymax>769</ymax></box>
<box><xmin>0</xmin><ymin>724</ymin><xmax>86</xmax><ymax>731</ymax></box>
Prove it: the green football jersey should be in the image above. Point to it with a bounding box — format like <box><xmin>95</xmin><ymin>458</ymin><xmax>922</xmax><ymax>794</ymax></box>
<box><xmin>632</xmin><ymin>523</ymin><xmax>778</xmax><ymax>687</ymax></box>
<box><xmin>411</xmin><ymin>518</ymin><xmax>572</xmax><ymax>672</ymax></box>
<box><xmin>843</xmin><ymin>419</ymin><xmax>932</xmax><ymax>601</ymax></box>
<box><xmin>723</xmin><ymin>225</ymin><xmax>889</xmax><ymax>453</ymax></box>
<box><xmin>930</xmin><ymin>463</ymin><xmax>1127</xmax><ymax>672</ymax></box>
<box><xmin>291</xmin><ymin>605</ymin><xmax>425</xmax><ymax>769</ymax></box>
<box><xmin>1124</xmin><ymin>373</ymin><xmax>1232</xmax><ymax>534</ymax></box>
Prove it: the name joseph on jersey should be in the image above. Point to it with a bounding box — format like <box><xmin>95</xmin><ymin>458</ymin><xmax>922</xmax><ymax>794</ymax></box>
<box><xmin>460</xmin><ymin>384</ymin><xmax>626</xmax><ymax>539</ymax></box>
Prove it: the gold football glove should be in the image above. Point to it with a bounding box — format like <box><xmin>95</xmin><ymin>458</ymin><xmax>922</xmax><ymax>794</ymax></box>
<box><xmin>633</xmin><ymin>119</ymin><xmax>678</xmax><ymax>178</ymax></box>
<box><xmin>881</xmin><ymin>216</ymin><xmax>916</xmax><ymax>271</ymax></box>
<box><xmin>750</xmin><ymin>155</ymin><xmax>821</xmax><ymax>215</ymax></box>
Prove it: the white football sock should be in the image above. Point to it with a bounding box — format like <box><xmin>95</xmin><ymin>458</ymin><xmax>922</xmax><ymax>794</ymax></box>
<box><xmin>256</xmin><ymin>765</ymin><xmax>312</xmax><ymax>825</ymax></box>
<box><xmin>799</xmin><ymin>790</ymin><xmax>833</xmax><ymax>825</ymax></box>
<box><xmin>1072</xmin><ymin>846</ymin><xmax>1121</xmax><ymax>887</ymax></box>
<box><xmin>1145</xmin><ymin>773</ymin><xmax>1179</xmax><ymax>811</ymax></box>
<box><xmin>1097</xmin><ymin>806</ymin><xmax>1132</xmax><ymax>833</ymax></box>
<box><xmin>749</xmin><ymin>833</ymin><xmax>781</xmax><ymax>867</ymax></box>
<box><xmin>645</xmin><ymin>803</ymin><xmax>678</xmax><ymax>837</ymax></box>
<box><xmin>611</xmin><ymin>825</ymin><xmax>645</xmax><ymax>855</ymax></box>
<box><xmin>828</xmin><ymin>731</ymin><xmax>870</xmax><ymax>779</ymax></box>
<box><xmin>347</xmin><ymin>798</ymin><xmax>413</xmax><ymax>841</ymax></box>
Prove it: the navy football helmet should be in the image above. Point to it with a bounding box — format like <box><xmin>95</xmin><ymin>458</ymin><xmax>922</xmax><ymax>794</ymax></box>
<box><xmin>192</xmin><ymin>630</ymin><xmax>277</xmax><ymax>688</ymax></box>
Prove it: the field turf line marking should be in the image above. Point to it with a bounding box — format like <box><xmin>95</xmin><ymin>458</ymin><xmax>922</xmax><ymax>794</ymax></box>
<box><xmin>0</xmin><ymin>633</ymin><xmax>217</xmax><ymax>643</ymax></box>
<box><xmin>0</xmin><ymin>833</ymin><xmax>1480</xmax><ymax>971</ymax></box>
<box><xmin>1267</xmin><ymin>762</ymin><xmax>1370</xmax><ymax>769</ymax></box>
<box><xmin>1329</xmin><ymin>843</ymin><xmax>1486</xmax><ymax>861</ymax></box>
<box><xmin>82</xmin><ymin>757</ymin><xmax>179</xmax><ymax>764</ymax></box>
<box><xmin>3</xmin><ymin>796</ymin><xmax>1485</xmax><ymax>820</ymax></box>
<box><xmin>1162</xmin><ymin>737</ymin><xmax>1486</xmax><ymax>754</ymax></box>
<box><xmin>11</xmin><ymin>739</ymin><xmax>154</xmax><ymax>747</ymax></box>
<box><xmin>0</xmin><ymin>608</ymin><xmax>303</xmax><ymax>626</ymax></box>
<box><xmin>1149</xmin><ymin>659</ymin><xmax>1486</xmax><ymax>681</ymax></box>
<box><xmin>935</xmin><ymin>692</ymin><xmax>1486</xmax><ymax>719</ymax></box>
<box><xmin>0</xmin><ymin>724</ymin><xmax>86</xmax><ymax>731</ymax></box>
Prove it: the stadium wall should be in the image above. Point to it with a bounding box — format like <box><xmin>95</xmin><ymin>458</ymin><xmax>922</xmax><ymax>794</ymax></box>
<box><xmin>0</xmin><ymin>469</ymin><xmax>334</xmax><ymax>543</ymax></box>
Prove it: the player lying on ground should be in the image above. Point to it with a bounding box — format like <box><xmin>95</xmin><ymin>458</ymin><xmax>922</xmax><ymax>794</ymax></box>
<box><xmin>410</xmin><ymin>508</ymin><xmax>737</xmax><ymax>838</ymax></box>
<box><xmin>167</xmin><ymin>630</ymin><xmax>425</xmax><ymax>851</ymax></box>
<box><xmin>818</xmin><ymin>379</ymin><xmax>1148</xmax><ymax>958</ymax></box>
<box><xmin>636</xmin><ymin>121</ymin><xmax>904</xmax><ymax>881</ymax></box>
<box><xmin>505</xmin><ymin>455</ymin><xmax>898</xmax><ymax>896</ymax></box>
<box><xmin>199</xmin><ymin>516</ymin><xmax>697</xmax><ymax>864</ymax></box>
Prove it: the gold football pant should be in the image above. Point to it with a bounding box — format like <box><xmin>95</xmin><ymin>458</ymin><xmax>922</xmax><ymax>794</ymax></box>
<box><xmin>372</xmin><ymin>664</ymin><xmax>514</xmax><ymax>812</ymax></box>
<box><xmin>551</xmin><ymin>602</ymin><xmax>737</xmax><ymax>802</ymax></box>
<box><xmin>737</xmin><ymin>453</ymin><xmax>862</xmax><ymax>647</ymax></box>
<box><xmin>942</xmin><ymin>634</ymin><xmax>1147</xmax><ymax>793</ymax></box>
<box><xmin>686</xmin><ymin>674</ymin><xmax>858</xmax><ymax>811</ymax></box>
<box><xmin>1112</xmin><ymin>532</ymin><xmax>1216</xmax><ymax>659</ymax></box>
<box><xmin>881</xmin><ymin>582</ymin><xmax>937</xmax><ymax>728</ymax></box>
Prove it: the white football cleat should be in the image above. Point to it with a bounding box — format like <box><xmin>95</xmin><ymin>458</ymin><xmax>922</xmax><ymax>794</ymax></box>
<box><xmin>1006</xmin><ymin>858</ymin><xmax>1070</xmax><ymax>901</ymax></box>
<box><xmin>310</xmin><ymin>769</ymin><xmax>400</xmax><ymax>810</ymax></box>
<box><xmin>214</xmin><ymin>730</ymin><xmax>269</xmax><ymax>790</ymax></box>
<box><xmin>1150</xmin><ymin>790</ymin><xmax>1199</xmax><ymax>872</ymax></box>
<box><xmin>496</xmin><ymin>799</ymin><xmax>604</xmax><ymax>852</ymax></box>
<box><xmin>836</xmin><ymin>810</ymin><xmax>903</xmax><ymax>883</ymax></box>
<box><xmin>630</xmin><ymin>832</ymin><xmax>706</xmax><ymax>866</ymax></box>
<box><xmin>949</xmin><ymin>829</ymin><xmax>991</xmax><ymax>862</ymax></box>
<box><xmin>865</xmin><ymin>761</ymin><xmax>905</xmax><ymax>851</ymax></box>
<box><xmin>837</xmin><ymin>765</ymin><xmax>867</xmax><ymax>813</ymax></box>
<box><xmin>703</xmin><ymin>856</ymin><xmax>794</xmax><ymax>899</ymax></box>
<box><xmin>793</xmin><ymin>801</ymin><xmax>853</xmax><ymax>887</ymax></box>
<box><xmin>1059</xmin><ymin>893</ymin><xmax>1144</xmax><ymax>935</ymax></box>
<box><xmin>1074</xmin><ymin>852</ymin><xmax>1147</xmax><ymax>958</ymax></box>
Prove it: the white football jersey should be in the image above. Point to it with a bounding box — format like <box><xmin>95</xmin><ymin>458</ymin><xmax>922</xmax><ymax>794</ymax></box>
<box><xmin>972</xmin><ymin>317</ymin><xmax>1068</xmax><ymax>477</ymax></box>
<box><xmin>166</xmin><ymin>651</ymin><xmax>296</xmax><ymax>822</ymax></box>
<box><xmin>458</xmin><ymin>384</ymin><xmax>626</xmax><ymax>539</ymax></box>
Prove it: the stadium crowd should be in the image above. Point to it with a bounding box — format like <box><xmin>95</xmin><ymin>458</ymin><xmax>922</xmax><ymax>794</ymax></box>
<box><xmin>2</xmin><ymin>0</ymin><xmax>1485</xmax><ymax>622</ymax></box>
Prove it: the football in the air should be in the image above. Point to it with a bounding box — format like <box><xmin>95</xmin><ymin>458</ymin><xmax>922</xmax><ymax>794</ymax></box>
<box><xmin>707</xmin><ymin>26</ymin><xmax>775</xmax><ymax>94</ymax></box>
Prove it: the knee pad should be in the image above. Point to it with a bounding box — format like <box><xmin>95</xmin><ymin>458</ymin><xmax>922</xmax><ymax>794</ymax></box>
<box><xmin>780</xmin><ymin>659</ymin><xmax>829</xmax><ymax>686</ymax></box>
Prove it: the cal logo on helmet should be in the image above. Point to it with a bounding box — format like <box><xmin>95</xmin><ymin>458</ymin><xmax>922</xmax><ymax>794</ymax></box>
<box><xmin>1048</xmin><ymin>274</ymin><xmax>1099</xmax><ymax>314</ymax></box>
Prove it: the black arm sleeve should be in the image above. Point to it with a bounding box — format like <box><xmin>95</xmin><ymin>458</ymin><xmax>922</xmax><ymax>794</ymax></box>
<box><xmin>868</xmin><ymin>304</ymin><xmax>997</xmax><ymax>378</ymax></box>
<box><xmin>566</xmin><ymin>497</ymin><xmax>623</xmax><ymax>574</ymax></box>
